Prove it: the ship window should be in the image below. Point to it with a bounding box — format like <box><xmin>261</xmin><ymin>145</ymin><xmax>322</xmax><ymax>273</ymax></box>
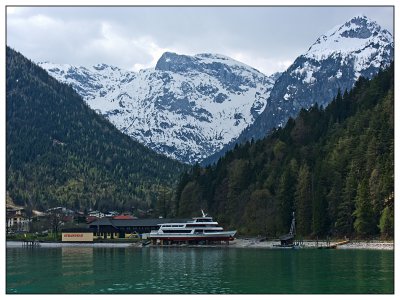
<box><xmin>162</xmin><ymin>230</ymin><xmax>191</xmax><ymax>233</ymax></box>
<box><xmin>196</xmin><ymin>218</ymin><xmax>213</xmax><ymax>222</ymax></box>
<box><xmin>186</xmin><ymin>224</ymin><xmax>206</xmax><ymax>227</ymax></box>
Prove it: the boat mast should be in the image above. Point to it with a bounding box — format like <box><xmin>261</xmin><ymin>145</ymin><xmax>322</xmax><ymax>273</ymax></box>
<box><xmin>289</xmin><ymin>211</ymin><xmax>296</xmax><ymax>236</ymax></box>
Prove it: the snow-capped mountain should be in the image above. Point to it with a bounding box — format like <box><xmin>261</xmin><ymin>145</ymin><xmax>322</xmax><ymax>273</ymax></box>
<box><xmin>202</xmin><ymin>15</ymin><xmax>393</xmax><ymax>165</ymax></box>
<box><xmin>253</xmin><ymin>14</ymin><xmax>392</xmax><ymax>135</ymax></box>
<box><xmin>39</xmin><ymin>15</ymin><xmax>392</xmax><ymax>166</ymax></box>
<box><xmin>39</xmin><ymin>53</ymin><xmax>274</xmax><ymax>164</ymax></box>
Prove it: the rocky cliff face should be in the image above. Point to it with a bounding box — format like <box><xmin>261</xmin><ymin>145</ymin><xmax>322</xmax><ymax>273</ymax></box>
<box><xmin>40</xmin><ymin>53</ymin><xmax>274</xmax><ymax>164</ymax></box>
<box><xmin>202</xmin><ymin>15</ymin><xmax>393</xmax><ymax>165</ymax></box>
<box><xmin>39</xmin><ymin>15</ymin><xmax>393</xmax><ymax>166</ymax></box>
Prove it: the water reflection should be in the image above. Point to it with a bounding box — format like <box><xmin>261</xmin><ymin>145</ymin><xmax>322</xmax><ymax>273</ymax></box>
<box><xmin>353</xmin><ymin>250</ymin><xmax>394</xmax><ymax>294</ymax></box>
<box><xmin>61</xmin><ymin>247</ymin><xmax>95</xmax><ymax>291</ymax></box>
<box><xmin>6</xmin><ymin>247</ymin><xmax>394</xmax><ymax>294</ymax></box>
<box><xmin>143</xmin><ymin>247</ymin><xmax>232</xmax><ymax>293</ymax></box>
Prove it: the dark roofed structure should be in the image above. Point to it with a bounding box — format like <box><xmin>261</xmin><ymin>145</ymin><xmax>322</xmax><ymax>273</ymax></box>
<box><xmin>88</xmin><ymin>217</ymin><xmax>192</xmax><ymax>239</ymax></box>
<box><xmin>277</xmin><ymin>212</ymin><xmax>296</xmax><ymax>247</ymax></box>
<box><xmin>279</xmin><ymin>234</ymin><xmax>294</xmax><ymax>246</ymax></box>
<box><xmin>90</xmin><ymin>217</ymin><xmax>191</xmax><ymax>228</ymax></box>
<box><xmin>61</xmin><ymin>227</ymin><xmax>95</xmax><ymax>233</ymax></box>
<box><xmin>112</xmin><ymin>215</ymin><xmax>135</xmax><ymax>220</ymax></box>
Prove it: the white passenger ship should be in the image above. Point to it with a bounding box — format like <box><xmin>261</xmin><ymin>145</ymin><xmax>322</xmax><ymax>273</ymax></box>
<box><xmin>149</xmin><ymin>211</ymin><xmax>237</xmax><ymax>242</ymax></box>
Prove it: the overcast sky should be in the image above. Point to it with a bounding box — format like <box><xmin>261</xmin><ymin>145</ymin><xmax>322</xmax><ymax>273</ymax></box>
<box><xmin>6</xmin><ymin>6</ymin><xmax>393</xmax><ymax>75</ymax></box>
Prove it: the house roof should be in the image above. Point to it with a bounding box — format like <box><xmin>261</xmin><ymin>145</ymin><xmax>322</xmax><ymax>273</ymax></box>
<box><xmin>86</xmin><ymin>216</ymin><xmax>99</xmax><ymax>224</ymax></box>
<box><xmin>279</xmin><ymin>234</ymin><xmax>294</xmax><ymax>241</ymax></box>
<box><xmin>89</xmin><ymin>217</ymin><xmax>191</xmax><ymax>228</ymax></box>
<box><xmin>90</xmin><ymin>217</ymin><xmax>115</xmax><ymax>226</ymax></box>
<box><xmin>33</xmin><ymin>210</ymin><xmax>46</xmax><ymax>217</ymax></box>
<box><xmin>61</xmin><ymin>228</ymin><xmax>95</xmax><ymax>233</ymax></box>
<box><xmin>113</xmin><ymin>215</ymin><xmax>136</xmax><ymax>220</ymax></box>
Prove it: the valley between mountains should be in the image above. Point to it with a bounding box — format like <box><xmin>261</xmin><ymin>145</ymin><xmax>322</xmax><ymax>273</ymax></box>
<box><xmin>39</xmin><ymin>15</ymin><xmax>393</xmax><ymax>165</ymax></box>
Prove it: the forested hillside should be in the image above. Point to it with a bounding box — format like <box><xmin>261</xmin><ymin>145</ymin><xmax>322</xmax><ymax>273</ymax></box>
<box><xmin>176</xmin><ymin>63</ymin><xmax>394</xmax><ymax>239</ymax></box>
<box><xmin>6</xmin><ymin>47</ymin><xmax>187</xmax><ymax>213</ymax></box>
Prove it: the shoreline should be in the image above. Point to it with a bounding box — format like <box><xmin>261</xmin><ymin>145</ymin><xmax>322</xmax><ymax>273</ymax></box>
<box><xmin>229</xmin><ymin>238</ymin><xmax>394</xmax><ymax>250</ymax></box>
<box><xmin>6</xmin><ymin>238</ymin><xmax>394</xmax><ymax>250</ymax></box>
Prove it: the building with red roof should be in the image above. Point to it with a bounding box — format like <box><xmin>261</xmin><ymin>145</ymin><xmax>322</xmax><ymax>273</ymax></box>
<box><xmin>112</xmin><ymin>215</ymin><xmax>136</xmax><ymax>220</ymax></box>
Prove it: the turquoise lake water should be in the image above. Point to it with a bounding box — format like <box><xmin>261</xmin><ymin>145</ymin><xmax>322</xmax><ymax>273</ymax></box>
<box><xmin>6</xmin><ymin>245</ymin><xmax>394</xmax><ymax>294</ymax></box>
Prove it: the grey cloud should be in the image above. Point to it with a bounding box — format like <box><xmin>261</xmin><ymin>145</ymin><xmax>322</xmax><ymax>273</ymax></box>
<box><xmin>7</xmin><ymin>6</ymin><xmax>393</xmax><ymax>75</ymax></box>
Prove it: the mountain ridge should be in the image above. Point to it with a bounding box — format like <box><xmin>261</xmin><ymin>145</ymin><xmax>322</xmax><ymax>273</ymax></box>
<box><xmin>39</xmin><ymin>52</ymin><xmax>275</xmax><ymax>164</ymax></box>
<box><xmin>6</xmin><ymin>47</ymin><xmax>186</xmax><ymax>213</ymax></box>
<box><xmin>201</xmin><ymin>15</ymin><xmax>393</xmax><ymax>166</ymax></box>
<box><xmin>175</xmin><ymin>63</ymin><xmax>394</xmax><ymax>237</ymax></box>
<box><xmin>38</xmin><ymin>15</ymin><xmax>393</xmax><ymax>166</ymax></box>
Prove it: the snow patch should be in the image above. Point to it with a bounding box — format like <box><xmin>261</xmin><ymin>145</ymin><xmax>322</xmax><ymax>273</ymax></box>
<box><xmin>39</xmin><ymin>55</ymin><xmax>275</xmax><ymax>164</ymax></box>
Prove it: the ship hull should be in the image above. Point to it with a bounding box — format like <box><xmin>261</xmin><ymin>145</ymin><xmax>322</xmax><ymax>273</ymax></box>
<box><xmin>150</xmin><ymin>230</ymin><xmax>237</xmax><ymax>242</ymax></box>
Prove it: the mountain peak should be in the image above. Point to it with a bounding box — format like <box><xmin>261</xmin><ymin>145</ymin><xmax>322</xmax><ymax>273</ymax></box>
<box><xmin>155</xmin><ymin>52</ymin><xmax>198</xmax><ymax>72</ymax></box>
<box><xmin>334</xmin><ymin>14</ymin><xmax>382</xmax><ymax>39</ymax></box>
<box><xmin>347</xmin><ymin>14</ymin><xmax>371</xmax><ymax>24</ymax></box>
<box><xmin>305</xmin><ymin>15</ymin><xmax>392</xmax><ymax>61</ymax></box>
<box><xmin>155</xmin><ymin>51</ymin><xmax>264</xmax><ymax>77</ymax></box>
<box><xmin>195</xmin><ymin>53</ymin><xmax>231</xmax><ymax>61</ymax></box>
<box><xmin>41</xmin><ymin>49</ymin><xmax>274</xmax><ymax>164</ymax></box>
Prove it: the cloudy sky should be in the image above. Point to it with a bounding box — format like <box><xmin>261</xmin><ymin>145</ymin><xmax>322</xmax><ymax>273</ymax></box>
<box><xmin>6</xmin><ymin>6</ymin><xmax>393</xmax><ymax>75</ymax></box>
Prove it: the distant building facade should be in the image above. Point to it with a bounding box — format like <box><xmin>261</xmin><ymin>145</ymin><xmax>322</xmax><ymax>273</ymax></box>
<box><xmin>89</xmin><ymin>218</ymin><xmax>191</xmax><ymax>239</ymax></box>
<box><xmin>6</xmin><ymin>207</ymin><xmax>30</xmax><ymax>233</ymax></box>
<box><xmin>61</xmin><ymin>228</ymin><xmax>95</xmax><ymax>242</ymax></box>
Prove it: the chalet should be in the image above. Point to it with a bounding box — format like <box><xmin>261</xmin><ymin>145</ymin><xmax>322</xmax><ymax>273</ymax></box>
<box><xmin>6</xmin><ymin>207</ymin><xmax>30</xmax><ymax>233</ymax></box>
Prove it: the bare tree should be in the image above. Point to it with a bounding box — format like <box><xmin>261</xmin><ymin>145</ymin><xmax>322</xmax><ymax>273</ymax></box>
<box><xmin>47</xmin><ymin>212</ymin><xmax>63</xmax><ymax>239</ymax></box>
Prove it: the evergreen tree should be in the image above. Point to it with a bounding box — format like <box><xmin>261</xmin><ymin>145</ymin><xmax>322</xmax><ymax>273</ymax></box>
<box><xmin>277</xmin><ymin>161</ymin><xmax>297</xmax><ymax>234</ymax></box>
<box><xmin>6</xmin><ymin>47</ymin><xmax>187</xmax><ymax>213</ymax></box>
<box><xmin>335</xmin><ymin>164</ymin><xmax>358</xmax><ymax>237</ymax></box>
<box><xmin>353</xmin><ymin>179</ymin><xmax>375</xmax><ymax>237</ymax></box>
<box><xmin>379</xmin><ymin>193</ymin><xmax>394</xmax><ymax>239</ymax></box>
<box><xmin>174</xmin><ymin>63</ymin><xmax>393</xmax><ymax>238</ymax></box>
<box><xmin>294</xmin><ymin>163</ymin><xmax>312</xmax><ymax>237</ymax></box>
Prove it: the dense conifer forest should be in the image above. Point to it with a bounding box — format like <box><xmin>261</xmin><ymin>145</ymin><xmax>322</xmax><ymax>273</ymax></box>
<box><xmin>175</xmin><ymin>63</ymin><xmax>394</xmax><ymax>239</ymax></box>
<box><xmin>6</xmin><ymin>47</ymin><xmax>187</xmax><ymax>214</ymax></box>
<box><xmin>6</xmin><ymin>46</ymin><xmax>394</xmax><ymax>238</ymax></box>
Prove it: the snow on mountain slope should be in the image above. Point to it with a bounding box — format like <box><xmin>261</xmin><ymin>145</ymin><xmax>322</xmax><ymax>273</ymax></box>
<box><xmin>304</xmin><ymin>14</ymin><xmax>393</xmax><ymax>78</ymax></box>
<box><xmin>244</xmin><ymin>15</ymin><xmax>392</xmax><ymax>136</ymax></box>
<box><xmin>278</xmin><ymin>14</ymin><xmax>394</xmax><ymax>108</ymax></box>
<box><xmin>39</xmin><ymin>53</ymin><xmax>274</xmax><ymax>164</ymax></box>
<box><xmin>202</xmin><ymin>15</ymin><xmax>393</xmax><ymax>165</ymax></box>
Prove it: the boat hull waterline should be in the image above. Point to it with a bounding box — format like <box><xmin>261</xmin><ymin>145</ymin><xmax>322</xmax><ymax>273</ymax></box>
<box><xmin>150</xmin><ymin>230</ymin><xmax>237</xmax><ymax>241</ymax></box>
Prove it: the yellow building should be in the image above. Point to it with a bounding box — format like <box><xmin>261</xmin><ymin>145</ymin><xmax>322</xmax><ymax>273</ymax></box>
<box><xmin>61</xmin><ymin>228</ymin><xmax>94</xmax><ymax>242</ymax></box>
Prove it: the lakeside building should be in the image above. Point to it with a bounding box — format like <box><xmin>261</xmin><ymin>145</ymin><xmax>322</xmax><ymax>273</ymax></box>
<box><xmin>88</xmin><ymin>217</ymin><xmax>191</xmax><ymax>240</ymax></box>
<box><xmin>61</xmin><ymin>228</ymin><xmax>95</xmax><ymax>242</ymax></box>
<box><xmin>60</xmin><ymin>217</ymin><xmax>191</xmax><ymax>242</ymax></box>
<box><xmin>6</xmin><ymin>206</ymin><xmax>30</xmax><ymax>233</ymax></box>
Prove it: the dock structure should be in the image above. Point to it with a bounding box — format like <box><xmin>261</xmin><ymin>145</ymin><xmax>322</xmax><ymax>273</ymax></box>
<box><xmin>22</xmin><ymin>240</ymin><xmax>41</xmax><ymax>248</ymax></box>
<box><xmin>274</xmin><ymin>212</ymin><xmax>297</xmax><ymax>248</ymax></box>
<box><xmin>318</xmin><ymin>239</ymin><xmax>350</xmax><ymax>249</ymax></box>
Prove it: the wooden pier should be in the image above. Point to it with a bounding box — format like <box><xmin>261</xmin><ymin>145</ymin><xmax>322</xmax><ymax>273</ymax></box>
<box><xmin>318</xmin><ymin>239</ymin><xmax>350</xmax><ymax>249</ymax></box>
